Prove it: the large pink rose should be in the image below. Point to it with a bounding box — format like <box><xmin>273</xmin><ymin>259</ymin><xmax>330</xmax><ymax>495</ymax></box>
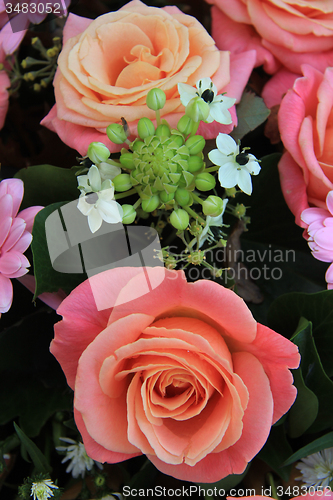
<box><xmin>277</xmin><ymin>65</ymin><xmax>333</xmax><ymax>226</ymax></box>
<box><xmin>41</xmin><ymin>0</ymin><xmax>255</xmax><ymax>155</ymax></box>
<box><xmin>208</xmin><ymin>0</ymin><xmax>333</xmax><ymax>75</ymax></box>
<box><xmin>51</xmin><ymin>267</ymin><xmax>299</xmax><ymax>483</ymax></box>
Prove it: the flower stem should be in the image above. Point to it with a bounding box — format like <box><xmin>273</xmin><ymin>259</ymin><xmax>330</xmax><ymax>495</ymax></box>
<box><xmin>191</xmin><ymin>192</ymin><xmax>203</xmax><ymax>205</ymax></box>
<box><xmin>133</xmin><ymin>198</ymin><xmax>142</xmax><ymax>210</ymax></box>
<box><xmin>183</xmin><ymin>205</ymin><xmax>205</xmax><ymax>225</ymax></box>
<box><xmin>267</xmin><ymin>472</ymin><xmax>278</xmax><ymax>500</ymax></box>
<box><xmin>205</xmin><ymin>165</ymin><xmax>220</xmax><ymax>173</ymax></box>
<box><xmin>114</xmin><ymin>188</ymin><xmax>137</xmax><ymax>200</ymax></box>
<box><xmin>156</xmin><ymin>109</ymin><xmax>161</xmax><ymax>127</ymax></box>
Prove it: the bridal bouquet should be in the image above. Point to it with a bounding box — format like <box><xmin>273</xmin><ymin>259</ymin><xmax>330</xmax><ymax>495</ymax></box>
<box><xmin>1</xmin><ymin>1</ymin><xmax>333</xmax><ymax>499</ymax></box>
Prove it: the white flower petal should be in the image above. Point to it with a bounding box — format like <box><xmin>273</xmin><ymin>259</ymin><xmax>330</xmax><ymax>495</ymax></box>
<box><xmin>88</xmin><ymin>165</ymin><xmax>102</xmax><ymax>192</ymax></box>
<box><xmin>98</xmin><ymin>161</ymin><xmax>121</xmax><ymax>181</ymax></box>
<box><xmin>88</xmin><ymin>209</ymin><xmax>102</xmax><ymax>233</ymax></box>
<box><xmin>237</xmin><ymin>169</ymin><xmax>253</xmax><ymax>195</ymax></box>
<box><xmin>97</xmin><ymin>199</ymin><xmax>123</xmax><ymax>223</ymax></box>
<box><xmin>246</xmin><ymin>158</ymin><xmax>261</xmax><ymax>176</ymax></box>
<box><xmin>216</xmin><ymin>133</ymin><xmax>238</xmax><ymax>155</ymax></box>
<box><xmin>197</xmin><ymin>77</ymin><xmax>217</xmax><ymax>96</ymax></box>
<box><xmin>218</xmin><ymin>162</ymin><xmax>239</xmax><ymax>188</ymax></box>
<box><xmin>177</xmin><ymin>83</ymin><xmax>197</xmax><ymax>106</ymax></box>
<box><xmin>208</xmin><ymin>148</ymin><xmax>230</xmax><ymax>167</ymax></box>
<box><xmin>207</xmin><ymin>102</ymin><xmax>233</xmax><ymax>124</ymax></box>
<box><xmin>77</xmin><ymin>195</ymin><xmax>94</xmax><ymax>216</ymax></box>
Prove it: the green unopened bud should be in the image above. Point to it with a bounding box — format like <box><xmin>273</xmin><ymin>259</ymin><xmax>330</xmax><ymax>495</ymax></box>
<box><xmin>195</xmin><ymin>173</ymin><xmax>216</xmax><ymax>192</ymax></box>
<box><xmin>185</xmin><ymin>135</ymin><xmax>205</xmax><ymax>155</ymax></box>
<box><xmin>234</xmin><ymin>203</ymin><xmax>247</xmax><ymax>218</ymax></box>
<box><xmin>170</xmin><ymin>134</ymin><xmax>184</xmax><ymax>148</ymax></box>
<box><xmin>211</xmin><ymin>267</ymin><xmax>223</xmax><ymax>278</ymax></box>
<box><xmin>225</xmin><ymin>187</ymin><xmax>237</xmax><ymax>197</ymax></box>
<box><xmin>122</xmin><ymin>204</ymin><xmax>137</xmax><ymax>224</ymax></box>
<box><xmin>185</xmin><ymin>97</ymin><xmax>210</xmax><ymax>122</ymax></box>
<box><xmin>119</xmin><ymin>152</ymin><xmax>135</xmax><ymax>170</ymax></box>
<box><xmin>165</xmin><ymin>255</ymin><xmax>177</xmax><ymax>270</ymax></box>
<box><xmin>94</xmin><ymin>475</ymin><xmax>106</xmax><ymax>488</ymax></box>
<box><xmin>33</xmin><ymin>83</ymin><xmax>41</xmax><ymax>92</ymax></box>
<box><xmin>170</xmin><ymin>209</ymin><xmax>189</xmax><ymax>230</ymax></box>
<box><xmin>187</xmin><ymin>155</ymin><xmax>203</xmax><ymax>173</ymax></box>
<box><xmin>202</xmin><ymin>196</ymin><xmax>224</xmax><ymax>217</ymax></box>
<box><xmin>137</xmin><ymin>117</ymin><xmax>155</xmax><ymax>139</ymax></box>
<box><xmin>160</xmin><ymin>191</ymin><xmax>174</xmax><ymax>204</ymax></box>
<box><xmin>113</xmin><ymin>173</ymin><xmax>132</xmax><ymax>192</ymax></box>
<box><xmin>189</xmin><ymin>220</ymin><xmax>203</xmax><ymax>237</ymax></box>
<box><xmin>106</xmin><ymin>123</ymin><xmax>128</xmax><ymax>144</ymax></box>
<box><xmin>131</xmin><ymin>139</ymin><xmax>145</xmax><ymax>152</ymax></box>
<box><xmin>142</xmin><ymin>195</ymin><xmax>160</xmax><ymax>212</ymax></box>
<box><xmin>175</xmin><ymin>188</ymin><xmax>191</xmax><ymax>207</ymax></box>
<box><xmin>155</xmin><ymin>124</ymin><xmax>171</xmax><ymax>138</ymax></box>
<box><xmin>87</xmin><ymin>142</ymin><xmax>110</xmax><ymax>164</ymax></box>
<box><xmin>177</xmin><ymin>115</ymin><xmax>194</xmax><ymax>136</ymax></box>
<box><xmin>146</xmin><ymin>88</ymin><xmax>166</xmax><ymax>110</ymax></box>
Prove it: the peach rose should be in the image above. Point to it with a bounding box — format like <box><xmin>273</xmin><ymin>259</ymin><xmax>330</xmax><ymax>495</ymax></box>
<box><xmin>207</xmin><ymin>0</ymin><xmax>333</xmax><ymax>75</ymax></box>
<box><xmin>41</xmin><ymin>0</ymin><xmax>256</xmax><ymax>155</ymax></box>
<box><xmin>277</xmin><ymin>65</ymin><xmax>333</xmax><ymax>226</ymax></box>
<box><xmin>51</xmin><ymin>267</ymin><xmax>299</xmax><ymax>483</ymax></box>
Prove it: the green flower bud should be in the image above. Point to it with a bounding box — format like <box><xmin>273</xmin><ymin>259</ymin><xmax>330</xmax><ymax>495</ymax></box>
<box><xmin>185</xmin><ymin>135</ymin><xmax>205</xmax><ymax>155</ymax></box>
<box><xmin>170</xmin><ymin>209</ymin><xmax>189</xmax><ymax>230</ymax></box>
<box><xmin>195</xmin><ymin>172</ymin><xmax>216</xmax><ymax>191</ymax></box>
<box><xmin>225</xmin><ymin>187</ymin><xmax>237</xmax><ymax>197</ymax></box>
<box><xmin>137</xmin><ymin>117</ymin><xmax>155</xmax><ymax>139</ymax></box>
<box><xmin>187</xmin><ymin>155</ymin><xmax>203</xmax><ymax>173</ymax></box>
<box><xmin>175</xmin><ymin>188</ymin><xmax>191</xmax><ymax>207</ymax></box>
<box><xmin>113</xmin><ymin>173</ymin><xmax>132</xmax><ymax>192</ymax></box>
<box><xmin>87</xmin><ymin>142</ymin><xmax>110</xmax><ymax>164</ymax></box>
<box><xmin>160</xmin><ymin>191</ymin><xmax>174</xmax><ymax>203</ymax></box>
<box><xmin>142</xmin><ymin>195</ymin><xmax>160</xmax><ymax>212</ymax></box>
<box><xmin>131</xmin><ymin>139</ymin><xmax>145</xmax><ymax>152</ymax></box>
<box><xmin>165</xmin><ymin>255</ymin><xmax>177</xmax><ymax>270</ymax></box>
<box><xmin>122</xmin><ymin>204</ymin><xmax>137</xmax><ymax>224</ymax></box>
<box><xmin>234</xmin><ymin>203</ymin><xmax>247</xmax><ymax>218</ymax></box>
<box><xmin>155</xmin><ymin>124</ymin><xmax>171</xmax><ymax>138</ymax></box>
<box><xmin>119</xmin><ymin>152</ymin><xmax>135</xmax><ymax>169</ymax></box>
<box><xmin>202</xmin><ymin>196</ymin><xmax>225</xmax><ymax>217</ymax></box>
<box><xmin>106</xmin><ymin>123</ymin><xmax>128</xmax><ymax>144</ymax></box>
<box><xmin>146</xmin><ymin>88</ymin><xmax>166</xmax><ymax>110</ymax></box>
<box><xmin>177</xmin><ymin>115</ymin><xmax>194</xmax><ymax>136</ymax></box>
<box><xmin>185</xmin><ymin>97</ymin><xmax>209</xmax><ymax>122</ymax></box>
<box><xmin>170</xmin><ymin>134</ymin><xmax>184</xmax><ymax>148</ymax></box>
<box><xmin>187</xmin><ymin>250</ymin><xmax>205</xmax><ymax>266</ymax></box>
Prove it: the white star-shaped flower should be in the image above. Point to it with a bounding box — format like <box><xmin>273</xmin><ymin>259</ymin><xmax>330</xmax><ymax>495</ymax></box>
<box><xmin>178</xmin><ymin>78</ymin><xmax>236</xmax><ymax>124</ymax></box>
<box><xmin>208</xmin><ymin>133</ymin><xmax>261</xmax><ymax>195</ymax></box>
<box><xmin>56</xmin><ymin>438</ymin><xmax>102</xmax><ymax>479</ymax></box>
<box><xmin>30</xmin><ymin>479</ymin><xmax>58</xmax><ymax>500</ymax></box>
<box><xmin>77</xmin><ymin>165</ymin><xmax>123</xmax><ymax>233</ymax></box>
<box><xmin>296</xmin><ymin>448</ymin><xmax>333</xmax><ymax>488</ymax></box>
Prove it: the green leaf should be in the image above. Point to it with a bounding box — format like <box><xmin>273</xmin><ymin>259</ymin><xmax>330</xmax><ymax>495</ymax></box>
<box><xmin>291</xmin><ymin>318</ymin><xmax>333</xmax><ymax>433</ymax></box>
<box><xmin>0</xmin><ymin>310</ymin><xmax>73</xmax><ymax>436</ymax></box>
<box><xmin>31</xmin><ymin>203</ymin><xmax>86</xmax><ymax>298</ymax></box>
<box><xmin>14</xmin><ymin>423</ymin><xmax>52</xmax><ymax>473</ymax></box>
<box><xmin>283</xmin><ymin>432</ymin><xmax>333</xmax><ymax>466</ymax></box>
<box><xmin>268</xmin><ymin>291</ymin><xmax>333</xmax><ymax>377</ymax></box>
<box><xmin>15</xmin><ymin>164</ymin><xmax>79</xmax><ymax>209</ymax></box>
<box><xmin>230</xmin><ymin>92</ymin><xmax>270</xmax><ymax>141</ymax></box>
<box><xmin>257</xmin><ymin>425</ymin><xmax>293</xmax><ymax>481</ymax></box>
<box><xmin>289</xmin><ymin>367</ymin><xmax>319</xmax><ymax>438</ymax></box>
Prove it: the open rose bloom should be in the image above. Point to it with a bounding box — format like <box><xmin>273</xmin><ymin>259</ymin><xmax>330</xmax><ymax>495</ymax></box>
<box><xmin>51</xmin><ymin>267</ymin><xmax>300</xmax><ymax>482</ymax></box>
<box><xmin>207</xmin><ymin>0</ymin><xmax>333</xmax><ymax>75</ymax></box>
<box><xmin>41</xmin><ymin>0</ymin><xmax>255</xmax><ymax>155</ymax></box>
<box><xmin>277</xmin><ymin>65</ymin><xmax>333</xmax><ymax>226</ymax></box>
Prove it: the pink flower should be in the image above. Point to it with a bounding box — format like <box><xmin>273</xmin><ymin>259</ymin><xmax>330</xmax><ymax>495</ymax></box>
<box><xmin>41</xmin><ymin>0</ymin><xmax>255</xmax><ymax>155</ymax></box>
<box><xmin>207</xmin><ymin>0</ymin><xmax>333</xmax><ymax>75</ymax></box>
<box><xmin>51</xmin><ymin>267</ymin><xmax>300</xmax><ymax>483</ymax></box>
<box><xmin>0</xmin><ymin>179</ymin><xmax>42</xmax><ymax>314</ymax></box>
<box><xmin>301</xmin><ymin>191</ymin><xmax>333</xmax><ymax>289</ymax></box>
<box><xmin>277</xmin><ymin>65</ymin><xmax>333</xmax><ymax>226</ymax></box>
<box><xmin>228</xmin><ymin>495</ymin><xmax>333</xmax><ymax>500</ymax></box>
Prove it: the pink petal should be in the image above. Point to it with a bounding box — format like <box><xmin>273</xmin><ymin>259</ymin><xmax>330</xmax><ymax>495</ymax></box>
<box><xmin>0</xmin><ymin>70</ymin><xmax>10</xmax><ymax>130</ymax></box>
<box><xmin>262</xmin><ymin>68</ymin><xmax>301</xmax><ymax>109</ymax></box>
<box><xmin>0</xmin><ymin>178</ymin><xmax>23</xmax><ymax>216</ymax></box>
<box><xmin>1</xmin><ymin>217</ymin><xmax>26</xmax><ymax>253</ymax></box>
<box><xmin>17</xmin><ymin>274</ymin><xmax>67</xmax><ymax>310</ymax></box>
<box><xmin>301</xmin><ymin>207</ymin><xmax>328</xmax><ymax>226</ymax></box>
<box><xmin>0</xmin><ymin>22</ymin><xmax>27</xmax><ymax>55</ymax></box>
<box><xmin>327</xmin><ymin>191</ymin><xmax>333</xmax><ymax>216</ymax></box>
<box><xmin>0</xmin><ymin>251</ymin><xmax>29</xmax><ymax>276</ymax></box>
<box><xmin>0</xmin><ymin>216</ymin><xmax>12</xmax><ymax>248</ymax></box>
<box><xmin>0</xmin><ymin>273</ymin><xmax>12</xmax><ymax>312</ymax></box>
<box><xmin>18</xmin><ymin>205</ymin><xmax>43</xmax><ymax>233</ymax></box>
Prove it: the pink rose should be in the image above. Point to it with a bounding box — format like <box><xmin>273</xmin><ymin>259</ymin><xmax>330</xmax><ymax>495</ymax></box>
<box><xmin>0</xmin><ymin>179</ymin><xmax>42</xmax><ymax>314</ymax></box>
<box><xmin>51</xmin><ymin>267</ymin><xmax>299</xmax><ymax>483</ymax></box>
<box><xmin>208</xmin><ymin>0</ymin><xmax>333</xmax><ymax>75</ymax></box>
<box><xmin>41</xmin><ymin>0</ymin><xmax>255</xmax><ymax>155</ymax></box>
<box><xmin>277</xmin><ymin>65</ymin><xmax>333</xmax><ymax>226</ymax></box>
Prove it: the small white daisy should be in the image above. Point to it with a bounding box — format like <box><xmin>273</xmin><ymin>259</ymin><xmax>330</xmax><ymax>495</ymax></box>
<box><xmin>178</xmin><ymin>78</ymin><xmax>236</xmax><ymax>124</ymax></box>
<box><xmin>56</xmin><ymin>438</ymin><xmax>103</xmax><ymax>479</ymax></box>
<box><xmin>296</xmin><ymin>448</ymin><xmax>333</xmax><ymax>488</ymax></box>
<box><xmin>208</xmin><ymin>133</ymin><xmax>261</xmax><ymax>195</ymax></box>
<box><xmin>30</xmin><ymin>479</ymin><xmax>58</xmax><ymax>500</ymax></box>
<box><xmin>77</xmin><ymin>165</ymin><xmax>123</xmax><ymax>233</ymax></box>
